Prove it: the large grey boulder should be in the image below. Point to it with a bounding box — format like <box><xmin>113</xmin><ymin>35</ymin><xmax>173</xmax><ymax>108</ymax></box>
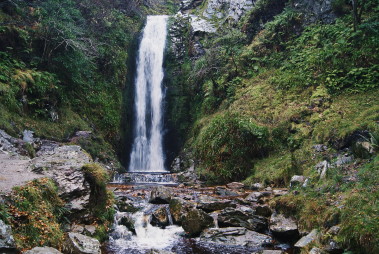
<box><xmin>149</xmin><ymin>186</ymin><xmax>172</xmax><ymax>204</ymax></box>
<box><xmin>182</xmin><ymin>208</ymin><xmax>214</xmax><ymax>237</ymax></box>
<box><xmin>217</xmin><ymin>207</ymin><xmax>268</xmax><ymax>232</ymax></box>
<box><xmin>64</xmin><ymin>232</ymin><xmax>101</xmax><ymax>254</ymax></box>
<box><xmin>0</xmin><ymin>220</ymin><xmax>16</xmax><ymax>251</ymax></box>
<box><xmin>200</xmin><ymin>227</ymin><xmax>272</xmax><ymax>248</ymax></box>
<box><xmin>24</xmin><ymin>247</ymin><xmax>62</xmax><ymax>254</ymax></box>
<box><xmin>30</xmin><ymin>145</ymin><xmax>92</xmax><ymax>213</ymax></box>
<box><xmin>197</xmin><ymin>195</ymin><xmax>235</xmax><ymax>212</ymax></box>
<box><xmin>269</xmin><ymin>213</ymin><xmax>299</xmax><ymax>238</ymax></box>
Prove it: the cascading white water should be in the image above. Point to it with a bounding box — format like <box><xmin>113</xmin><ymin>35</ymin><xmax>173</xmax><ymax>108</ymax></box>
<box><xmin>129</xmin><ymin>15</ymin><xmax>168</xmax><ymax>172</ymax></box>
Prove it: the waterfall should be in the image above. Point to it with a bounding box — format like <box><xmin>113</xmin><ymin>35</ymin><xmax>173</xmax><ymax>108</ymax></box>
<box><xmin>129</xmin><ymin>16</ymin><xmax>168</xmax><ymax>172</ymax></box>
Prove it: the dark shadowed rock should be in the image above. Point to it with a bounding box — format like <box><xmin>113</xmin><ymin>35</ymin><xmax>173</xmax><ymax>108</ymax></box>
<box><xmin>200</xmin><ymin>227</ymin><xmax>272</xmax><ymax>248</ymax></box>
<box><xmin>182</xmin><ymin>208</ymin><xmax>214</xmax><ymax>237</ymax></box>
<box><xmin>151</xmin><ymin>206</ymin><xmax>170</xmax><ymax>228</ymax></box>
<box><xmin>149</xmin><ymin>186</ymin><xmax>172</xmax><ymax>204</ymax></box>
<box><xmin>217</xmin><ymin>207</ymin><xmax>268</xmax><ymax>232</ymax></box>
<box><xmin>197</xmin><ymin>195</ymin><xmax>236</xmax><ymax>212</ymax></box>
<box><xmin>64</xmin><ymin>232</ymin><xmax>101</xmax><ymax>254</ymax></box>
<box><xmin>270</xmin><ymin>213</ymin><xmax>299</xmax><ymax>239</ymax></box>
<box><xmin>24</xmin><ymin>247</ymin><xmax>62</xmax><ymax>254</ymax></box>
<box><xmin>255</xmin><ymin>205</ymin><xmax>272</xmax><ymax>217</ymax></box>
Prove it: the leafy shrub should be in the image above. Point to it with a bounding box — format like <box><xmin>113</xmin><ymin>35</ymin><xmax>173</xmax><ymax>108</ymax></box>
<box><xmin>194</xmin><ymin>112</ymin><xmax>269</xmax><ymax>183</ymax></box>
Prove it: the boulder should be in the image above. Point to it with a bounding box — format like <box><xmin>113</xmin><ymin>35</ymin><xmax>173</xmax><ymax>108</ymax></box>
<box><xmin>315</xmin><ymin>160</ymin><xmax>331</xmax><ymax>179</ymax></box>
<box><xmin>292</xmin><ymin>0</ymin><xmax>336</xmax><ymax>24</ymax></box>
<box><xmin>335</xmin><ymin>154</ymin><xmax>353</xmax><ymax>167</ymax></box>
<box><xmin>197</xmin><ymin>195</ymin><xmax>235</xmax><ymax>212</ymax></box>
<box><xmin>215</xmin><ymin>186</ymin><xmax>239</xmax><ymax>197</ymax></box>
<box><xmin>169</xmin><ymin>197</ymin><xmax>194</xmax><ymax>225</ymax></box>
<box><xmin>295</xmin><ymin>229</ymin><xmax>319</xmax><ymax>248</ymax></box>
<box><xmin>118</xmin><ymin>214</ymin><xmax>136</xmax><ymax>234</ymax></box>
<box><xmin>324</xmin><ymin>239</ymin><xmax>343</xmax><ymax>254</ymax></box>
<box><xmin>273</xmin><ymin>189</ymin><xmax>288</xmax><ymax>197</ymax></box>
<box><xmin>182</xmin><ymin>208</ymin><xmax>214</xmax><ymax>237</ymax></box>
<box><xmin>290</xmin><ymin>175</ymin><xmax>306</xmax><ymax>188</ymax></box>
<box><xmin>245</xmin><ymin>192</ymin><xmax>264</xmax><ymax>202</ymax></box>
<box><xmin>29</xmin><ymin>145</ymin><xmax>92</xmax><ymax>213</ymax></box>
<box><xmin>24</xmin><ymin>247</ymin><xmax>62</xmax><ymax>254</ymax></box>
<box><xmin>64</xmin><ymin>232</ymin><xmax>101</xmax><ymax>254</ymax></box>
<box><xmin>200</xmin><ymin>227</ymin><xmax>272</xmax><ymax>248</ymax></box>
<box><xmin>269</xmin><ymin>213</ymin><xmax>299</xmax><ymax>239</ymax></box>
<box><xmin>217</xmin><ymin>207</ymin><xmax>268</xmax><ymax>232</ymax></box>
<box><xmin>259</xmin><ymin>251</ymin><xmax>284</xmax><ymax>254</ymax></box>
<box><xmin>0</xmin><ymin>220</ymin><xmax>16</xmax><ymax>251</ymax></box>
<box><xmin>226</xmin><ymin>182</ymin><xmax>245</xmax><ymax>190</ymax></box>
<box><xmin>151</xmin><ymin>206</ymin><xmax>170</xmax><ymax>228</ymax></box>
<box><xmin>309</xmin><ymin>247</ymin><xmax>324</xmax><ymax>254</ymax></box>
<box><xmin>250</xmin><ymin>182</ymin><xmax>264</xmax><ymax>191</ymax></box>
<box><xmin>255</xmin><ymin>205</ymin><xmax>272</xmax><ymax>217</ymax></box>
<box><xmin>353</xmin><ymin>140</ymin><xmax>375</xmax><ymax>158</ymax></box>
<box><xmin>149</xmin><ymin>186</ymin><xmax>172</xmax><ymax>204</ymax></box>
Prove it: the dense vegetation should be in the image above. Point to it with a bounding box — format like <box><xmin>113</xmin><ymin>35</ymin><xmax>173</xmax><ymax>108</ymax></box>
<box><xmin>0</xmin><ymin>0</ymin><xmax>178</xmax><ymax>165</ymax></box>
<box><xmin>165</xmin><ymin>0</ymin><xmax>378</xmax><ymax>253</ymax></box>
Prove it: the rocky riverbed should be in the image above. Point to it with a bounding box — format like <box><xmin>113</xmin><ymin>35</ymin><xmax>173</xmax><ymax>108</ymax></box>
<box><xmin>104</xmin><ymin>182</ymin><xmax>304</xmax><ymax>254</ymax></box>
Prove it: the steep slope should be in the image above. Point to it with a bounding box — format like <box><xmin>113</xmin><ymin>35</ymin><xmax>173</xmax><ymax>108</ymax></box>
<box><xmin>165</xmin><ymin>0</ymin><xmax>379</xmax><ymax>253</ymax></box>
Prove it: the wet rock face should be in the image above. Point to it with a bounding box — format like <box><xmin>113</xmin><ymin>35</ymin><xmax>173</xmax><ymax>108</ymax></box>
<box><xmin>64</xmin><ymin>232</ymin><xmax>101</xmax><ymax>254</ymax></box>
<box><xmin>24</xmin><ymin>247</ymin><xmax>63</xmax><ymax>254</ymax></box>
<box><xmin>269</xmin><ymin>213</ymin><xmax>299</xmax><ymax>239</ymax></box>
<box><xmin>149</xmin><ymin>186</ymin><xmax>172</xmax><ymax>204</ymax></box>
<box><xmin>0</xmin><ymin>220</ymin><xmax>16</xmax><ymax>251</ymax></box>
<box><xmin>200</xmin><ymin>227</ymin><xmax>272</xmax><ymax>248</ymax></box>
<box><xmin>182</xmin><ymin>208</ymin><xmax>214</xmax><ymax>237</ymax></box>
<box><xmin>217</xmin><ymin>207</ymin><xmax>268</xmax><ymax>232</ymax></box>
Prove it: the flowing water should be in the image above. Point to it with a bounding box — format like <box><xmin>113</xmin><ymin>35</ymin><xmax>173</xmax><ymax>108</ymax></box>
<box><xmin>129</xmin><ymin>15</ymin><xmax>168</xmax><ymax>172</ymax></box>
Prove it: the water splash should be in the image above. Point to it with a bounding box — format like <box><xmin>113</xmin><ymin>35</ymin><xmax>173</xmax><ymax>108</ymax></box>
<box><xmin>129</xmin><ymin>15</ymin><xmax>168</xmax><ymax>172</ymax></box>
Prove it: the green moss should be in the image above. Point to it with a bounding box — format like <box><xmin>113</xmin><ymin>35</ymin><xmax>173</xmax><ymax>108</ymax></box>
<box><xmin>82</xmin><ymin>164</ymin><xmax>115</xmax><ymax>240</ymax></box>
<box><xmin>194</xmin><ymin>112</ymin><xmax>270</xmax><ymax>183</ymax></box>
<box><xmin>7</xmin><ymin>178</ymin><xmax>65</xmax><ymax>251</ymax></box>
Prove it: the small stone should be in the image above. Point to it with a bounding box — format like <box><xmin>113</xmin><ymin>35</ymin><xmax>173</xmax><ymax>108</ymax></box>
<box><xmin>197</xmin><ymin>195</ymin><xmax>235</xmax><ymax>212</ymax></box>
<box><xmin>71</xmin><ymin>224</ymin><xmax>84</xmax><ymax>234</ymax></box>
<box><xmin>290</xmin><ymin>175</ymin><xmax>306</xmax><ymax>188</ymax></box>
<box><xmin>84</xmin><ymin>225</ymin><xmax>96</xmax><ymax>236</ymax></box>
<box><xmin>315</xmin><ymin>160</ymin><xmax>330</xmax><ymax>179</ymax></box>
<box><xmin>309</xmin><ymin>247</ymin><xmax>324</xmax><ymax>254</ymax></box>
<box><xmin>269</xmin><ymin>213</ymin><xmax>299</xmax><ymax>238</ymax></box>
<box><xmin>0</xmin><ymin>219</ymin><xmax>16</xmax><ymax>250</ymax></box>
<box><xmin>295</xmin><ymin>229</ymin><xmax>319</xmax><ymax>248</ymax></box>
<box><xmin>64</xmin><ymin>232</ymin><xmax>101</xmax><ymax>254</ymax></box>
<box><xmin>24</xmin><ymin>247</ymin><xmax>63</xmax><ymax>254</ymax></box>
<box><xmin>245</xmin><ymin>192</ymin><xmax>263</xmax><ymax>202</ymax></box>
<box><xmin>226</xmin><ymin>182</ymin><xmax>245</xmax><ymax>190</ymax></box>
<box><xmin>250</xmin><ymin>182</ymin><xmax>264</xmax><ymax>191</ymax></box>
<box><xmin>273</xmin><ymin>189</ymin><xmax>288</xmax><ymax>197</ymax></box>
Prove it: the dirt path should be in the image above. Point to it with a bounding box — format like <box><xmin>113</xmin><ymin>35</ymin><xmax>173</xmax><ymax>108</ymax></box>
<box><xmin>0</xmin><ymin>152</ymin><xmax>43</xmax><ymax>194</ymax></box>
